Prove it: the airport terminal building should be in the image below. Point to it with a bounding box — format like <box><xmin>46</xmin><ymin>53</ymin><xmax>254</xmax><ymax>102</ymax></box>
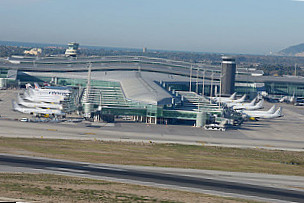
<box><xmin>1</xmin><ymin>54</ymin><xmax>304</xmax><ymax>126</ymax></box>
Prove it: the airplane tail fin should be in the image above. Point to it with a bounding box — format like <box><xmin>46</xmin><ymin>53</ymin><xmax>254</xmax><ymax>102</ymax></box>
<box><xmin>255</xmin><ymin>99</ymin><xmax>264</xmax><ymax>108</ymax></box>
<box><xmin>274</xmin><ymin>107</ymin><xmax>283</xmax><ymax>117</ymax></box>
<box><xmin>28</xmin><ymin>88</ymin><xmax>36</xmax><ymax>97</ymax></box>
<box><xmin>238</xmin><ymin>94</ymin><xmax>246</xmax><ymax>103</ymax></box>
<box><xmin>17</xmin><ymin>93</ymin><xmax>24</xmax><ymax>104</ymax></box>
<box><xmin>17</xmin><ymin>93</ymin><xmax>21</xmax><ymax>103</ymax></box>
<box><xmin>229</xmin><ymin>92</ymin><xmax>236</xmax><ymax>100</ymax></box>
<box><xmin>34</xmin><ymin>82</ymin><xmax>40</xmax><ymax>89</ymax></box>
<box><xmin>267</xmin><ymin>105</ymin><xmax>276</xmax><ymax>114</ymax></box>
<box><xmin>23</xmin><ymin>91</ymin><xmax>33</xmax><ymax>101</ymax></box>
<box><xmin>249</xmin><ymin>97</ymin><xmax>257</xmax><ymax>106</ymax></box>
<box><xmin>25</xmin><ymin>83</ymin><xmax>32</xmax><ymax>89</ymax></box>
<box><xmin>12</xmin><ymin>100</ymin><xmax>20</xmax><ymax>111</ymax></box>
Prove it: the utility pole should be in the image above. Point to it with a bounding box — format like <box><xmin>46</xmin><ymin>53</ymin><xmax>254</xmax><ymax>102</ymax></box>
<box><xmin>295</xmin><ymin>63</ymin><xmax>297</xmax><ymax>76</ymax></box>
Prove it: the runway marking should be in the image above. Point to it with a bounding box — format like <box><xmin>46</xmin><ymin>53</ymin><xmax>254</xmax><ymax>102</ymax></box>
<box><xmin>46</xmin><ymin>129</ymin><xmax>57</xmax><ymax>131</ymax></box>
<box><xmin>84</xmin><ymin>132</ymin><xmax>96</xmax><ymax>135</ymax></box>
<box><xmin>87</xmin><ymin>165</ymin><xmax>127</xmax><ymax>172</ymax></box>
<box><xmin>45</xmin><ymin>167</ymin><xmax>86</xmax><ymax>173</ymax></box>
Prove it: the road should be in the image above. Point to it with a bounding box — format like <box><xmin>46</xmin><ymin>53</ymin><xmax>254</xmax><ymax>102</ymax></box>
<box><xmin>0</xmin><ymin>117</ymin><xmax>304</xmax><ymax>151</ymax></box>
<box><xmin>0</xmin><ymin>154</ymin><xmax>304</xmax><ymax>203</ymax></box>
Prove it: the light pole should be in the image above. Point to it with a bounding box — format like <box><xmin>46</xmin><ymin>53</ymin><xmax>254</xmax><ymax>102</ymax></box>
<box><xmin>219</xmin><ymin>71</ymin><xmax>222</xmax><ymax>98</ymax></box>
<box><xmin>220</xmin><ymin>70</ymin><xmax>226</xmax><ymax>98</ymax></box>
<box><xmin>189</xmin><ymin>65</ymin><xmax>193</xmax><ymax>92</ymax></box>
<box><xmin>196</xmin><ymin>67</ymin><xmax>200</xmax><ymax>94</ymax></box>
<box><xmin>85</xmin><ymin>63</ymin><xmax>92</xmax><ymax>103</ymax></box>
<box><xmin>202</xmin><ymin>70</ymin><xmax>205</xmax><ymax>96</ymax></box>
<box><xmin>210</xmin><ymin>71</ymin><xmax>214</xmax><ymax>98</ymax></box>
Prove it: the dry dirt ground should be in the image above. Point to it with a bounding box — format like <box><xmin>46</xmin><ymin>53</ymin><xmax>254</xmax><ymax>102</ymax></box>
<box><xmin>0</xmin><ymin>138</ymin><xmax>303</xmax><ymax>176</ymax></box>
<box><xmin>0</xmin><ymin>173</ymin><xmax>256</xmax><ymax>203</ymax></box>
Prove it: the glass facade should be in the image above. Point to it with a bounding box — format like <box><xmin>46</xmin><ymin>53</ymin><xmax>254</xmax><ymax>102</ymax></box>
<box><xmin>9</xmin><ymin>70</ymin><xmax>304</xmax><ymax>125</ymax></box>
<box><xmin>265</xmin><ymin>82</ymin><xmax>304</xmax><ymax>97</ymax></box>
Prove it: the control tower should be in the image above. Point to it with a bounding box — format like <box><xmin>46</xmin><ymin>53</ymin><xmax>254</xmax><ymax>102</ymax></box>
<box><xmin>65</xmin><ymin>42</ymin><xmax>79</xmax><ymax>57</ymax></box>
<box><xmin>220</xmin><ymin>56</ymin><xmax>236</xmax><ymax>96</ymax></box>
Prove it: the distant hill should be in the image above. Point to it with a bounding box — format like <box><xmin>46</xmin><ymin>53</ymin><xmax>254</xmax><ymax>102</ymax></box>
<box><xmin>279</xmin><ymin>43</ymin><xmax>304</xmax><ymax>56</ymax></box>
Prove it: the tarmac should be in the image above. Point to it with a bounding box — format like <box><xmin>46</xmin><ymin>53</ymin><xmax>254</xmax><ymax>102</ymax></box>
<box><xmin>1</xmin><ymin>89</ymin><xmax>304</xmax><ymax>151</ymax></box>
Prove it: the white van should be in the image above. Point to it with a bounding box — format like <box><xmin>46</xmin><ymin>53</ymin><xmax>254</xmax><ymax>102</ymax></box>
<box><xmin>20</xmin><ymin>118</ymin><xmax>29</xmax><ymax>122</ymax></box>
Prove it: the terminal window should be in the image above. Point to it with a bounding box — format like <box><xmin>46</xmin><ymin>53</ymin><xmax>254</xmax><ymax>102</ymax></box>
<box><xmin>275</xmin><ymin>85</ymin><xmax>287</xmax><ymax>89</ymax></box>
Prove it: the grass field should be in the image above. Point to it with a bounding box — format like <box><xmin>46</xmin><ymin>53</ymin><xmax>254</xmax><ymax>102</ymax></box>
<box><xmin>0</xmin><ymin>137</ymin><xmax>303</xmax><ymax>176</ymax></box>
<box><xmin>0</xmin><ymin>173</ymin><xmax>259</xmax><ymax>203</ymax></box>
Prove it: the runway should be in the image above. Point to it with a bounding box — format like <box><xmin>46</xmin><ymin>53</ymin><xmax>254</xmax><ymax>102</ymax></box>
<box><xmin>0</xmin><ymin>154</ymin><xmax>304</xmax><ymax>203</ymax></box>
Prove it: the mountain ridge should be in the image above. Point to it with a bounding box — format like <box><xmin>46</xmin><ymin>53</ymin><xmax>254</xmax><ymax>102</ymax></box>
<box><xmin>279</xmin><ymin>43</ymin><xmax>304</xmax><ymax>56</ymax></box>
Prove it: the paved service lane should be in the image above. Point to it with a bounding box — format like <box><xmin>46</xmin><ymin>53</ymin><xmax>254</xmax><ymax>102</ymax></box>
<box><xmin>0</xmin><ymin>154</ymin><xmax>304</xmax><ymax>203</ymax></box>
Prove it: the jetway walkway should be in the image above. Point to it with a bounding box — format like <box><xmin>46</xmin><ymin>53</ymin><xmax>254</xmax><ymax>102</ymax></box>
<box><xmin>176</xmin><ymin>91</ymin><xmax>219</xmax><ymax>110</ymax></box>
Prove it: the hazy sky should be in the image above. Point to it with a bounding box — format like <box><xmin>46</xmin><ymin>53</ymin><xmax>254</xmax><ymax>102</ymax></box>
<box><xmin>0</xmin><ymin>0</ymin><xmax>303</xmax><ymax>54</ymax></box>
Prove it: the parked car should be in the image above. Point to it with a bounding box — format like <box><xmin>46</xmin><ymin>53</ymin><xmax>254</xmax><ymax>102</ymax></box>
<box><xmin>20</xmin><ymin>117</ymin><xmax>29</xmax><ymax>122</ymax></box>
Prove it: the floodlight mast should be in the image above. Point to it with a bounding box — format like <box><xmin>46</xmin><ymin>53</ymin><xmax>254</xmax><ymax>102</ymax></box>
<box><xmin>210</xmin><ymin>71</ymin><xmax>214</xmax><ymax>97</ymax></box>
<box><xmin>196</xmin><ymin>68</ymin><xmax>199</xmax><ymax>94</ymax></box>
<box><xmin>189</xmin><ymin>65</ymin><xmax>192</xmax><ymax>92</ymax></box>
<box><xmin>202</xmin><ymin>70</ymin><xmax>205</xmax><ymax>96</ymax></box>
<box><xmin>85</xmin><ymin>63</ymin><xmax>92</xmax><ymax>103</ymax></box>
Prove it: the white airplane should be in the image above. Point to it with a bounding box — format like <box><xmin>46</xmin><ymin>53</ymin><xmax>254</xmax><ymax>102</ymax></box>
<box><xmin>25</xmin><ymin>82</ymin><xmax>70</xmax><ymax>101</ymax></box>
<box><xmin>212</xmin><ymin>92</ymin><xmax>236</xmax><ymax>103</ymax></box>
<box><xmin>279</xmin><ymin>92</ymin><xmax>296</xmax><ymax>104</ymax></box>
<box><xmin>34</xmin><ymin>82</ymin><xmax>70</xmax><ymax>92</ymax></box>
<box><xmin>12</xmin><ymin>100</ymin><xmax>65</xmax><ymax>116</ymax></box>
<box><xmin>227</xmin><ymin>97</ymin><xmax>257</xmax><ymax>108</ymax></box>
<box><xmin>233</xmin><ymin>99</ymin><xmax>264</xmax><ymax>110</ymax></box>
<box><xmin>216</xmin><ymin>94</ymin><xmax>247</xmax><ymax>104</ymax></box>
<box><xmin>242</xmin><ymin>106</ymin><xmax>283</xmax><ymax>120</ymax></box>
<box><xmin>24</xmin><ymin>89</ymin><xmax>65</xmax><ymax>103</ymax></box>
<box><xmin>17</xmin><ymin>94</ymin><xmax>63</xmax><ymax>110</ymax></box>
<box><xmin>25</xmin><ymin>83</ymin><xmax>32</xmax><ymax>89</ymax></box>
<box><xmin>242</xmin><ymin>105</ymin><xmax>276</xmax><ymax>114</ymax></box>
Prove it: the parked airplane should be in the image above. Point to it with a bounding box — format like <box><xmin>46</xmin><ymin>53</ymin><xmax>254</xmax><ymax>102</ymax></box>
<box><xmin>25</xmin><ymin>83</ymin><xmax>71</xmax><ymax>101</ymax></box>
<box><xmin>279</xmin><ymin>95</ymin><xmax>296</xmax><ymax>103</ymax></box>
<box><xmin>34</xmin><ymin>82</ymin><xmax>70</xmax><ymax>92</ymax></box>
<box><xmin>233</xmin><ymin>99</ymin><xmax>264</xmax><ymax>110</ymax></box>
<box><xmin>242</xmin><ymin>106</ymin><xmax>283</xmax><ymax>120</ymax></box>
<box><xmin>17</xmin><ymin>94</ymin><xmax>63</xmax><ymax>110</ymax></box>
<box><xmin>211</xmin><ymin>92</ymin><xmax>236</xmax><ymax>103</ymax></box>
<box><xmin>12</xmin><ymin>100</ymin><xmax>65</xmax><ymax>116</ymax></box>
<box><xmin>227</xmin><ymin>97</ymin><xmax>257</xmax><ymax>108</ymax></box>
<box><xmin>216</xmin><ymin>94</ymin><xmax>246</xmax><ymax>104</ymax></box>
<box><xmin>24</xmin><ymin>89</ymin><xmax>65</xmax><ymax>103</ymax></box>
<box><xmin>242</xmin><ymin>105</ymin><xmax>276</xmax><ymax>114</ymax></box>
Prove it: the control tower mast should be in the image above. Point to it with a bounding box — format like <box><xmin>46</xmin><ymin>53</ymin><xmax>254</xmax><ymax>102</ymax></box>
<box><xmin>65</xmin><ymin>42</ymin><xmax>79</xmax><ymax>57</ymax></box>
<box><xmin>220</xmin><ymin>56</ymin><xmax>236</xmax><ymax>96</ymax></box>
